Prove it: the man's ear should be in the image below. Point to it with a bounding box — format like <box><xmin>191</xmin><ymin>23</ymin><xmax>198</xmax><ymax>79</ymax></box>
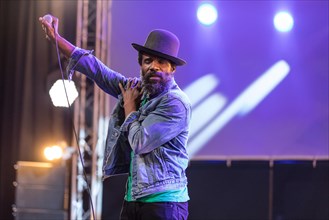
<box><xmin>171</xmin><ymin>65</ymin><xmax>176</xmax><ymax>73</ymax></box>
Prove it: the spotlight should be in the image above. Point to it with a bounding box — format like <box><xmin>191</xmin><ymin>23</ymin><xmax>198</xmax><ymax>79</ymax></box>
<box><xmin>274</xmin><ymin>11</ymin><xmax>294</xmax><ymax>32</ymax></box>
<box><xmin>197</xmin><ymin>3</ymin><xmax>218</xmax><ymax>26</ymax></box>
<box><xmin>44</xmin><ymin>145</ymin><xmax>63</xmax><ymax>161</ymax></box>
<box><xmin>49</xmin><ymin>79</ymin><xmax>78</xmax><ymax>107</ymax></box>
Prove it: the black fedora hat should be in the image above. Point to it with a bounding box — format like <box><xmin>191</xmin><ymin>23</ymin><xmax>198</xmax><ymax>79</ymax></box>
<box><xmin>132</xmin><ymin>29</ymin><xmax>186</xmax><ymax>66</ymax></box>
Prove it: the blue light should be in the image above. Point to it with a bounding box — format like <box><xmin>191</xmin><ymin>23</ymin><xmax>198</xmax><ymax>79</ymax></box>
<box><xmin>274</xmin><ymin>11</ymin><xmax>294</xmax><ymax>32</ymax></box>
<box><xmin>197</xmin><ymin>3</ymin><xmax>218</xmax><ymax>26</ymax></box>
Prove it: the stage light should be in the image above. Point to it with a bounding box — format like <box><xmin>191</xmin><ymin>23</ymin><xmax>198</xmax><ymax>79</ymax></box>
<box><xmin>197</xmin><ymin>3</ymin><xmax>218</xmax><ymax>26</ymax></box>
<box><xmin>44</xmin><ymin>145</ymin><xmax>63</xmax><ymax>161</ymax></box>
<box><xmin>49</xmin><ymin>79</ymin><xmax>78</xmax><ymax>107</ymax></box>
<box><xmin>274</xmin><ymin>11</ymin><xmax>294</xmax><ymax>32</ymax></box>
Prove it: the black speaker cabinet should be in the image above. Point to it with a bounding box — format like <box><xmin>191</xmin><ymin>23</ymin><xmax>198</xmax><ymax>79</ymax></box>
<box><xmin>12</xmin><ymin>208</ymin><xmax>67</xmax><ymax>220</ymax></box>
<box><xmin>12</xmin><ymin>161</ymin><xmax>69</xmax><ymax>220</ymax></box>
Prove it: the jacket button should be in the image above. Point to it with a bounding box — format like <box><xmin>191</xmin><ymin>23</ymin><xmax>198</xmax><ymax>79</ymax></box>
<box><xmin>114</xmin><ymin>132</ymin><xmax>119</xmax><ymax>137</ymax></box>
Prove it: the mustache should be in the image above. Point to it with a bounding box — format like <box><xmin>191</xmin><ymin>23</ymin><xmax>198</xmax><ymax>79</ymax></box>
<box><xmin>142</xmin><ymin>73</ymin><xmax>163</xmax><ymax>85</ymax></box>
<box><xmin>145</xmin><ymin>70</ymin><xmax>163</xmax><ymax>78</ymax></box>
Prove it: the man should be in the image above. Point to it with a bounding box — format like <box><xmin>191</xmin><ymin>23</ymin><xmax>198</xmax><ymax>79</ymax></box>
<box><xmin>39</xmin><ymin>15</ymin><xmax>191</xmax><ymax>220</ymax></box>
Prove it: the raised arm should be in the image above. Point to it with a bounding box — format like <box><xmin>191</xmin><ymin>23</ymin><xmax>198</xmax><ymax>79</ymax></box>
<box><xmin>39</xmin><ymin>14</ymin><xmax>75</xmax><ymax>58</ymax></box>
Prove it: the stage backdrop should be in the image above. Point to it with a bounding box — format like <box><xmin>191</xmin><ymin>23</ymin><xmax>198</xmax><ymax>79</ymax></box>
<box><xmin>108</xmin><ymin>0</ymin><xmax>328</xmax><ymax>158</ymax></box>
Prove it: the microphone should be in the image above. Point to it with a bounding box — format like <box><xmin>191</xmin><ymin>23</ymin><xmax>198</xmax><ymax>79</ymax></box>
<box><xmin>43</xmin><ymin>14</ymin><xmax>53</xmax><ymax>25</ymax></box>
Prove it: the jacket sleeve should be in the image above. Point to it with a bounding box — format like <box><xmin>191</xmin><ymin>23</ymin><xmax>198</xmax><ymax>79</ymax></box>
<box><xmin>120</xmin><ymin>94</ymin><xmax>190</xmax><ymax>155</ymax></box>
<box><xmin>66</xmin><ymin>47</ymin><xmax>127</xmax><ymax>98</ymax></box>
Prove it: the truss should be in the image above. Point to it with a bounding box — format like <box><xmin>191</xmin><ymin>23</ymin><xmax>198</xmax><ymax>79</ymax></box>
<box><xmin>71</xmin><ymin>0</ymin><xmax>112</xmax><ymax>219</ymax></box>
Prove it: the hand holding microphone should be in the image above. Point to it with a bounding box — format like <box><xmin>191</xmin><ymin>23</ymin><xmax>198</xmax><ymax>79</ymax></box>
<box><xmin>38</xmin><ymin>13</ymin><xmax>75</xmax><ymax>58</ymax></box>
<box><xmin>39</xmin><ymin>14</ymin><xmax>58</xmax><ymax>42</ymax></box>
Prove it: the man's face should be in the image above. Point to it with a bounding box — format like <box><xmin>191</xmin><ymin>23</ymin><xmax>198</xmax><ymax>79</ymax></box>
<box><xmin>140</xmin><ymin>53</ymin><xmax>175</xmax><ymax>96</ymax></box>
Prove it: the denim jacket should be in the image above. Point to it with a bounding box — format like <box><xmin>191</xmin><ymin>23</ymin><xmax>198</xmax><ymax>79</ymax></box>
<box><xmin>67</xmin><ymin>48</ymin><xmax>191</xmax><ymax>200</ymax></box>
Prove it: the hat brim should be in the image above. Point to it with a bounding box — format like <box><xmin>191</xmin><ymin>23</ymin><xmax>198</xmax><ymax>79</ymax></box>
<box><xmin>132</xmin><ymin>43</ymin><xmax>186</xmax><ymax>66</ymax></box>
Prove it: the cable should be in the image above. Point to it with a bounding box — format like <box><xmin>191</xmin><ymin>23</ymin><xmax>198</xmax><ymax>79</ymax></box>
<box><xmin>54</xmin><ymin>32</ymin><xmax>96</xmax><ymax>220</ymax></box>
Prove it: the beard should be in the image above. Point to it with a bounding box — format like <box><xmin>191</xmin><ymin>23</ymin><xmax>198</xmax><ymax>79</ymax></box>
<box><xmin>141</xmin><ymin>70</ymin><xmax>172</xmax><ymax>97</ymax></box>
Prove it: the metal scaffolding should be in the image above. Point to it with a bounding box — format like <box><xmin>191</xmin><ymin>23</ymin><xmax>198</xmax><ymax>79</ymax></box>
<box><xmin>71</xmin><ymin>0</ymin><xmax>112</xmax><ymax>219</ymax></box>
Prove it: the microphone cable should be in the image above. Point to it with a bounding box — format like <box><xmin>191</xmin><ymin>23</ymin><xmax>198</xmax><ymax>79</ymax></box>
<box><xmin>53</xmin><ymin>30</ymin><xmax>96</xmax><ymax>220</ymax></box>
